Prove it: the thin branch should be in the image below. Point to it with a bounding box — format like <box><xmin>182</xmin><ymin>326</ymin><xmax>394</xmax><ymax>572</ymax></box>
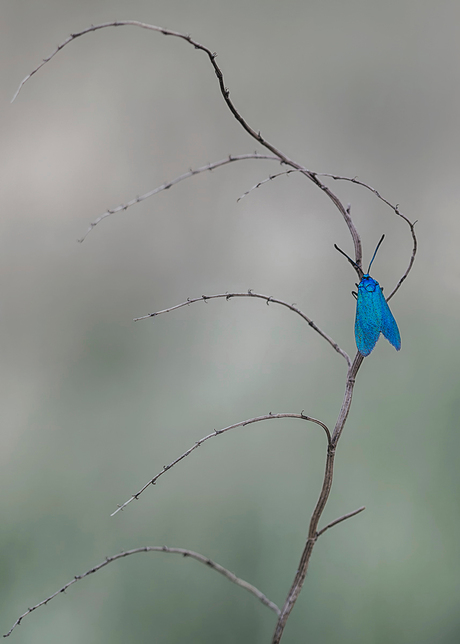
<box><xmin>385</xmin><ymin>219</ymin><xmax>417</xmax><ymax>301</ymax></box>
<box><xmin>316</xmin><ymin>506</ymin><xmax>365</xmax><ymax>539</ymax></box>
<box><xmin>134</xmin><ymin>291</ymin><xmax>351</xmax><ymax>366</ymax></box>
<box><xmin>237</xmin><ymin>169</ymin><xmax>299</xmax><ymax>201</ymax></box>
<box><xmin>111</xmin><ymin>412</ymin><xmax>331</xmax><ymax>517</ymax></box>
<box><xmin>3</xmin><ymin>545</ymin><xmax>280</xmax><ymax>637</ymax></box>
<box><xmin>12</xmin><ymin>20</ymin><xmax>362</xmax><ymax>261</ymax></box>
<box><xmin>316</xmin><ymin>172</ymin><xmax>404</xmax><ymax>216</ymax></box>
<box><xmin>77</xmin><ymin>153</ymin><xmax>279</xmax><ymax>242</ymax></box>
<box><xmin>12</xmin><ymin>22</ymin><xmax>206</xmax><ymax>103</ymax></box>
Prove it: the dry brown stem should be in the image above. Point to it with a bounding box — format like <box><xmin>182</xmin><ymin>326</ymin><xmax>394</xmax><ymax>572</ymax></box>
<box><xmin>10</xmin><ymin>20</ymin><xmax>418</xmax><ymax>643</ymax></box>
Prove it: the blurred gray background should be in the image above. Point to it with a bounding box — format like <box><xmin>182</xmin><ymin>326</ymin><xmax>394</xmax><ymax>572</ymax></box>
<box><xmin>1</xmin><ymin>1</ymin><xmax>459</xmax><ymax>642</ymax></box>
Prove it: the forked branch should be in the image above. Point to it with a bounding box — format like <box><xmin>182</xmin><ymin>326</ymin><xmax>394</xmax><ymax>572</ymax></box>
<box><xmin>11</xmin><ymin>19</ymin><xmax>418</xmax><ymax>644</ymax></box>
<box><xmin>316</xmin><ymin>505</ymin><xmax>365</xmax><ymax>538</ymax></box>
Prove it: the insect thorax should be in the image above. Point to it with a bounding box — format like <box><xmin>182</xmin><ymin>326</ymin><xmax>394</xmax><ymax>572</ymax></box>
<box><xmin>360</xmin><ymin>275</ymin><xmax>379</xmax><ymax>292</ymax></box>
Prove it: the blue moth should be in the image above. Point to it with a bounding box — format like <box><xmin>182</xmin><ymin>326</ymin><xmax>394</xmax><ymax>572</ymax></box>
<box><xmin>334</xmin><ymin>235</ymin><xmax>401</xmax><ymax>357</ymax></box>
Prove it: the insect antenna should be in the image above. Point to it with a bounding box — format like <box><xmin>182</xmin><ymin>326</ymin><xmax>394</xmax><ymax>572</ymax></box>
<box><xmin>367</xmin><ymin>234</ymin><xmax>385</xmax><ymax>273</ymax></box>
<box><xmin>333</xmin><ymin>243</ymin><xmax>360</xmax><ymax>271</ymax></box>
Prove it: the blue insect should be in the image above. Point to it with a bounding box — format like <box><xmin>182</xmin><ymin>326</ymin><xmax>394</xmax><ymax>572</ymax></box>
<box><xmin>335</xmin><ymin>235</ymin><xmax>401</xmax><ymax>357</ymax></box>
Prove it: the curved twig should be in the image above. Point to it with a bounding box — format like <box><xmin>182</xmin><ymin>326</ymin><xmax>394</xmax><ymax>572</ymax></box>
<box><xmin>4</xmin><ymin>505</ymin><xmax>367</xmax><ymax>639</ymax></box>
<box><xmin>385</xmin><ymin>219</ymin><xmax>417</xmax><ymax>302</ymax></box>
<box><xmin>3</xmin><ymin>545</ymin><xmax>280</xmax><ymax>638</ymax></box>
<box><xmin>77</xmin><ymin>153</ymin><xmax>279</xmax><ymax>242</ymax></box>
<box><xmin>134</xmin><ymin>290</ymin><xmax>351</xmax><ymax>365</ymax></box>
<box><xmin>237</xmin><ymin>169</ymin><xmax>299</xmax><ymax>201</ymax></box>
<box><xmin>111</xmin><ymin>412</ymin><xmax>331</xmax><ymax>517</ymax></box>
<box><xmin>315</xmin><ymin>172</ymin><xmax>405</xmax><ymax>217</ymax></box>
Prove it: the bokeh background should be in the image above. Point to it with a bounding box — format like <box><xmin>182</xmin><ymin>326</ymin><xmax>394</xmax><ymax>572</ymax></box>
<box><xmin>1</xmin><ymin>1</ymin><xmax>459</xmax><ymax>642</ymax></box>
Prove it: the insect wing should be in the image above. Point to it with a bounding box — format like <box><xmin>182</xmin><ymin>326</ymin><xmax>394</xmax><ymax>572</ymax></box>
<box><xmin>355</xmin><ymin>277</ymin><xmax>382</xmax><ymax>356</ymax></box>
<box><xmin>355</xmin><ymin>276</ymin><xmax>401</xmax><ymax>356</ymax></box>
<box><xmin>377</xmin><ymin>288</ymin><xmax>401</xmax><ymax>351</ymax></box>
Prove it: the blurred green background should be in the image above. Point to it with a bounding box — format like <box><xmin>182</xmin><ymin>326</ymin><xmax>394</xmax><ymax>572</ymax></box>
<box><xmin>1</xmin><ymin>1</ymin><xmax>460</xmax><ymax>642</ymax></box>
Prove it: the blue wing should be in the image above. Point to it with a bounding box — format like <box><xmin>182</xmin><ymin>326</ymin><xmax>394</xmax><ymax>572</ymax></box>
<box><xmin>355</xmin><ymin>276</ymin><xmax>401</xmax><ymax>356</ymax></box>
<box><xmin>378</xmin><ymin>289</ymin><xmax>401</xmax><ymax>351</ymax></box>
<box><xmin>355</xmin><ymin>278</ymin><xmax>381</xmax><ymax>356</ymax></box>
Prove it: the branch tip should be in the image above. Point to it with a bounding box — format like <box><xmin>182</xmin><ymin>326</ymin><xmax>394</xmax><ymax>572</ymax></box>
<box><xmin>316</xmin><ymin>506</ymin><xmax>366</xmax><ymax>539</ymax></box>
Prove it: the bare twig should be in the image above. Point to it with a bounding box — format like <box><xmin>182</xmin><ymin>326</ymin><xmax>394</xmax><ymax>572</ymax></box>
<box><xmin>77</xmin><ymin>153</ymin><xmax>279</xmax><ymax>242</ymax></box>
<box><xmin>385</xmin><ymin>220</ymin><xmax>417</xmax><ymax>302</ymax></box>
<box><xmin>316</xmin><ymin>506</ymin><xmax>365</xmax><ymax>538</ymax></box>
<box><xmin>12</xmin><ymin>20</ymin><xmax>362</xmax><ymax>261</ymax></box>
<box><xmin>237</xmin><ymin>169</ymin><xmax>300</xmax><ymax>201</ymax></box>
<box><xmin>315</xmin><ymin>172</ymin><xmax>404</xmax><ymax>217</ymax></box>
<box><xmin>111</xmin><ymin>412</ymin><xmax>331</xmax><ymax>517</ymax></box>
<box><xmin>3</xmin><ymin>545</ymin><xmax>280</xmax><ymax>638</ymax></box>
<box><xmin>134</xmin><ymin>291</ymin><xmax>351</xmax><ymax>366</ymax></box>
